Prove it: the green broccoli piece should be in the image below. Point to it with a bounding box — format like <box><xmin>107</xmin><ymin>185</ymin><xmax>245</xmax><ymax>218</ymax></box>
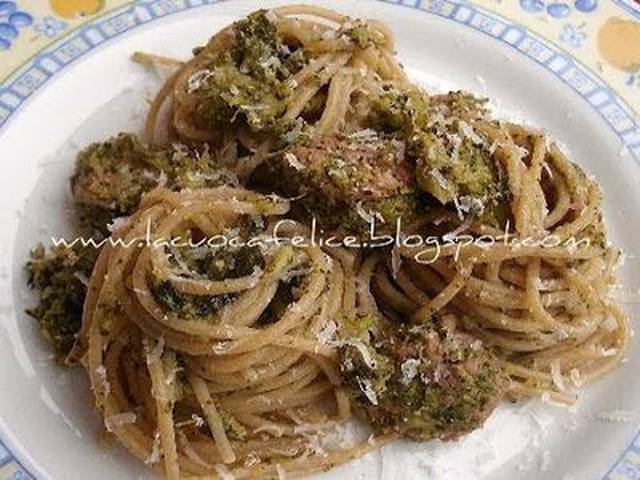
<box><xmin>25</xmin><ymin>244</ymin><xmax>99</xmax><ymax>360</ymax></box>
<box><xmin>339</xmin><ymin>315</ymin><xmax>504</xmax><ymax>441</ymax></box>
<box><xmin>71</xmin><ymin>133</ymin><xmax>237</xmax><ymax>233</ymax></box>
<box><xmin>344</xmin><ymin>23</ymin><xmax>383</xmax><ymax>49</ymax></box>
<box><xmin>192</xmin><ymin>10</ymin><xmax>307</xmax><ymax>138</ymax></box>
<box><xmin>252</xmin><ymin>132</ymin><xmax>423</xmax><ymax>235</ymax></box>
<box><xmin>413</xmin><ymin>130</ymin><xmax>504</xmax><ymax>205</ymax></box>
<box><xmin>369</xmin><ymin>87</ymin><xmax>508</xmax><ymax>222</ymax></box>
<box><xmin>151</xmin><ymin>243</ymin><xmax>265</xmax><ymax>321</ymax></box>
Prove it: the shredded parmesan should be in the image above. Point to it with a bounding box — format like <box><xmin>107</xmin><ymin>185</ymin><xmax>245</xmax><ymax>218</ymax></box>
<box><xmin>107</xmin><ymin>216</ymin><xmax>130</xmax><ymax>233</ymax></box>
<box><xmin>243</xmin><ymin>452</ymin><xmax>261</xmax><ymax>468</ymax></box>
<box><xmin>550</xmin><ymin>360</ymin><xmax>566</xmax><ymax>392</ymax></box>
<box><xmin>95</xmin><ymin>365</ymin><xmax>110</xmax><ymax>396</ymax></box>
<box><xmin>457</xmin><ymin>195</ymin><xmax>485</xmax><ymax>214</ymax></box>
<box><xmin>348</xmin><ymin>128</ymin><xmax>378</xmax><ymax>141</ymax></box>
<box><xmin>356</xmin><ymin>377</ymin><xmax>378</xmax><ymax>405</ymax></box>
<box><xmin>316</xmin><ymin>320</ymin><xmax>338</xmax><ymax>345</ymax></box>
<box><xmin>601</xmin><ymin>347</ymin><xmax>619</xmax><ymax>357</ymax></box>
<box><xmin>191</xmin><ymin>414</ymin><xmax>205</xmax><ymax>428</ymax></box>
<box><xmin>104</xmin><ymin>412</ymin><xmax>137</xmax><ymax>432</ymax></box>
<box><xmin>265</xmin><ymin>9</ymin><xmax>278</xmax><ymax>22</ymax></box>
<box><xmin>400</xmin><ymin>358</ymin><xmax>420</xmax><ymax>385</ymax></box>
<box><xmin>569</xmin><ymin>368</ymin><xmax>583</xmax><ymax>388</ymax></box>
<box><xmin>458</xmin><ymin>121</ymin><xmax>483</xmax><ymax>145</ymax></box>
<box><xmin>342</xmin><ymin>339</ymin><xmax>376</xmax><ymax>369</ymax></box>
<box><xmin>211</xmin><ymin>341</ymin><xmax>232</xmax><ymax>354</ymax></box>
<box><xmin>513</xmin><ymin>145</ymin><xmax>530</xmax><ymax>161</ymax></box>
<box><xmin>284</xmin><ymin>152</ymin><xmax>305</xmax><ymax>171</ymax></box>
<box><xmin>187</xmin><ymin>69</ymin><xmax>214</xmax><ymax>93</ymax></box>
<box><xmin>145</xmin><ymin>432</ymin><xmax>161</xmax><ymax>465</ymax></box>
<box><xmin>73</xmin><ymin>271</ymin><xmax>90</xmax><ymax>287</ymax></box>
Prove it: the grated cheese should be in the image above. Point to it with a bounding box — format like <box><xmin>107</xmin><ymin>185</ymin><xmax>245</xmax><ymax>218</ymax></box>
<box><xmin>187</xmin><ymin>69</ymin><xmax>214</xmax><ymax>94</ymax></box>
<box><xmin>95</xmin><ymin>366</ymin><xmax>110</xmax><ymax>396</ymax></box>
<box><xmin>211</xmin><ymin>341</ymin><xmax>232</xmax><ymax>354</ymax></box>
<box><xmin>191</xmin><ymin>414</ymin><xmax>205</xmax><ymax>428</ymax></box>
<box><xmin>356</xmin><ymin>377</ymin><xmax>378</xmax><ymax>406</ymax></box>
<box><xmin>316</xmin><ymin>320</ymin><xmax>338</xmax><ymax>345</ymax></box>
<box><xmin>550</xmin><ymin>360</ymin><xmax>566</xmax><ymax>392</ymax></box>
<box><xmin>104</xmin><ymin>412</ymin><xmax>137</xmax><ymax>432</ymax></box>
<box><xmin>284</xmin><ymin>152</ymin><xmax>305</xmax><ymax>171</ymax></box>
<box><xmin>73</xmin><ymin>271</ymin><xmax>90</xmax><ymax>287</ymax></box>
<box><xmin>569</xmin><ymin>368</ymin><xmax>583</xmax><ymax>388</ymax></box>
<box><xmin>107</xmin><ymin>216</ymin><xmax>130</xmax><ymax>233</ymax></box>
<box><xmin>400</xmin><ymin>358</ymin><xmax>420</xmax><ymax>385</ymax></box>
<box><xmin>145</xmin><ymin>432</ymin><xmax>161</xmax><ymax>465</ymax></box>
<box><xmin>265</xmin><ymin>9</ymin><xmax>278</xmax><ymax>22</ymax></box>
<box><xmin>342</xmin><ymin>339</ymin><xmax>376</xmax><ymax>369</ymax></box>
<box><xmin>458</xmin><ymin>121</ymin><xmax>483</xmax><ymax>145</ymax></box>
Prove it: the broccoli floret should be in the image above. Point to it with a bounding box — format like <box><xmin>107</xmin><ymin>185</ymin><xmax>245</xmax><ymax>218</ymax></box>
<box><xmin>151</xmin><ymin>282</ymin><xmax>237</xmax><ymax>320</ymax></box>
<box><xmin>431</xmin><ymin>91</ymin><xmax>488</xmax><ymax>121</ymax></box>
<box><xmin>368</xmin><ymin>87</ymin><xmax>508</xmax><ymax>221</ymax></box>
<box><xmin>195</xmin><ymin>64</ymin><xmax>292</xmax><ymax>134</ymax></box>
<box><xmin>339</xmin><ymin>315</ymin><xmax>504</xmax><ymax>441</ymax></box>
<box><xmin>195</xmin><ymin>245</ymin><xmax>265</xmax><ymax>281</ymax></box>
<box><xmin>255</xmin><ymin>267</ymin><xmax>309</xmax><ymax>326</ymax></box>
<box><xmin>219</xmin><ymin>407</ymin><xmax>247</xmax><ymax>440</ymax></box>
<box><xmin>192</xmin><ymin>11</ymin><xmax>307</xmax><ymax>138</ymax></box>
<box><xmin>253</xmin><ymin>132</ymin><xmax>423</xmax><ymax>235</ymax></box>
<box><xmin>369</xmin><ymin>87</ymin><xmax>432</xmax><ymax>134</ymax></box>
<box><xmin>151</xmin><ymin>241</ymin><xmax>265</xmax><ymax>322</ymax></box>
<box><xmin>71</xmin><ymin>133</ymin><xmax>237</xmax><ymax>233</ymax></box>
<box><xmin>25</xmin><ymin>244</ymin><xmax>99</xmax><ymax>359</ymax></box>
<box><xmin>344</xmin><ymin>22</ymin><xmax>383</xmax><ymax>49</ymax></box>
<box><xmin>71</xmin><ymin>133</ymin><xmax>160</xmax><ymax>215</ymax></box>
<box><xmin>413</xmin><ymin>130</ymin><xmax>503</xmax><ymax>204</ymax></box>
<box><xmin>234</xmin><ymin>10</ymin><xmax>306</xmax><ymax>81</ymax></box>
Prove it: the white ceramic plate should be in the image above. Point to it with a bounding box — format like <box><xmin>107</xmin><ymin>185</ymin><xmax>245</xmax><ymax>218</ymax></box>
<box><xmin>1</xmin><ymin>1</ymin><xmax>639</xmax><ymax>479</ymax></box>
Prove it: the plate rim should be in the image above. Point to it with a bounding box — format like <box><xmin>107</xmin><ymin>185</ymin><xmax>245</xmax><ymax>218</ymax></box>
<box><xmin>0</xmin><ymin>0</ymin><xmax>639</xmax><ymax>478</ymax></box>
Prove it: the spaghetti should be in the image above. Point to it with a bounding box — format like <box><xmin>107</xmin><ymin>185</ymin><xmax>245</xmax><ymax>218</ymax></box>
<box><xmin>367</xmin><ymin>122</ymin><xmax>628</xmax><ymax>404</ymax></box>
<box><xmin>76</xmin><ymin>187</ymin><xmax>386</xmax><ymax>478</ymax></box>
<box><xmin>144</xmin><ymin>5</ymin><xmax>410</xmax><ymax>179</ymax></box>
<box><xmin>23</xmin><ymin>4</ymin><xmax>630</xmax><ymax>479</ymax></box>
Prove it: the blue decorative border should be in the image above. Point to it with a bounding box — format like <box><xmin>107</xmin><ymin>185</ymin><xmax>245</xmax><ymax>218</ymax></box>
<box><xmin>605</xmin><ymin>430</ymin><xmax>640</xmax><ymax>480</ymax></box>
<box><xmin>612</xmin><ymin>0</ymin><xmax>640</xmax><ymax>20</ymax></box>
<box><xmin>0</xmin><ymin>0</ymin><xmax>639</xmax><ymax>478</ymax></box>
<box><xmin>0</xmin><ymin>438</ymin><xmax>32</xmax><ymax>480</ymax></box>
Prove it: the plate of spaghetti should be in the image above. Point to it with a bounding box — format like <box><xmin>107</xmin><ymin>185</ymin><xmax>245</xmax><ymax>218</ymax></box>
<box><xmin>0</xmin><ymin>1</ymin><xmax>639</xmax><ymax>479</ymax></box>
